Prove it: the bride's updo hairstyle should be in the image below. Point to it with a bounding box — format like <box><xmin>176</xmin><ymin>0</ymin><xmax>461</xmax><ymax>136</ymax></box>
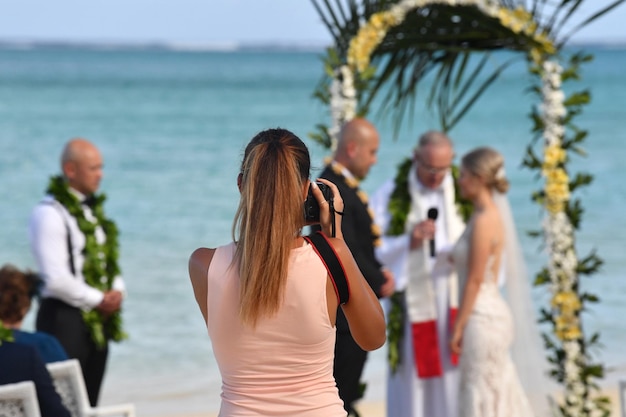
<box><xmin>461</xmin><ymin>147</ymin><xmax>509</xmax><ymax>194</ymax></box>
<box><xmin>233</xmin><ymin>128</ymin><xmax>311</xmax><ymax>327</ymax></box>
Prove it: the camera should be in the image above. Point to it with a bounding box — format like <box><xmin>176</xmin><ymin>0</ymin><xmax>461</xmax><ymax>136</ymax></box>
<box><xmin>304</xmin><ymin>182</ymin><xmax>333</xmax><ymax>223</ymax></box>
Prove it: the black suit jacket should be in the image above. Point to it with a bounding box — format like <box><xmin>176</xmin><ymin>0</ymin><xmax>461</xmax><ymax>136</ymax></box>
<box><xmin>0</xmin><ymin>342</ymin><xmax>71</xmax><ymax>417</ymax></box>
<box><xmin>314</xmin><ymin>166</ymin><xmax>386</xmax><ymax>332</ymax></box>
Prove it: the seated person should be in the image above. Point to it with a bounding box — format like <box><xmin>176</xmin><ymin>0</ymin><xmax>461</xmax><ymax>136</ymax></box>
<box><xmin>0</xmin><ymin>341</ymin><xmax>71</xmax><ymax>417</ymax></box>
<box><xmin>0</xmin><ymin>264</ymin><xmax>67</xmax><ymax>363</ymax></box>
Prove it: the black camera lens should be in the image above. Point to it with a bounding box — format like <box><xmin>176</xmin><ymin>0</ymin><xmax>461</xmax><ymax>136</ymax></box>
<box><xmin>304</xmin><ymin>182</ymin><xmax>332</xmax><ymax>222</ymax></box>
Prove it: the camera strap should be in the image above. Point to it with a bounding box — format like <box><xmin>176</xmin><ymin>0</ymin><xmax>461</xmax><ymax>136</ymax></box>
<box><xmin>328</xmin><ymin>196</ymin><xmax>336</xmax><ymax>238</ymax></box>
<box><xmin>304</xmin><ymin>231</ymin><xmax>350</xmax><ymax>305</ymax></box>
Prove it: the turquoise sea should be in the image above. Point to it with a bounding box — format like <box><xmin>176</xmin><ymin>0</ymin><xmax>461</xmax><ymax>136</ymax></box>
<box><xmin>1</xmin><ymin>45</ymin><xmax>625</xmax><ymax>415</ymax></box>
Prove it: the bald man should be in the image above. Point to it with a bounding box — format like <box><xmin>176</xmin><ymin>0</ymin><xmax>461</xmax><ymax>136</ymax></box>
<box><xmin>313</xmin><ymin>118</ymin><xmax>394</xmax><ymax>416</ymax></box>
<box><xmin>28</xmin><ymin>138</ymin><xmax>126</xmax><ymax>406</ymax></box>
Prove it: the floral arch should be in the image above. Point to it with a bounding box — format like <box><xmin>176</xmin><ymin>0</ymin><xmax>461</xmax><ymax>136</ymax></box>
<box><xmin>310</xmin><ymin>1</ymin><xmax>623</xmax><ymax>415</ymax></box>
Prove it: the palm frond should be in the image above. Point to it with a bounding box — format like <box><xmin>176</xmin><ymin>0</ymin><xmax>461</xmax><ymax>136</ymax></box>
<box><xmin>310</xmin><ymin>0</ymin><xmax>624</xmax><ymax>139</ymax></box>
<box><xmin>559</xmin><ymin>0</ymin><xmax>626</xmax><ymax>46</ymax></box>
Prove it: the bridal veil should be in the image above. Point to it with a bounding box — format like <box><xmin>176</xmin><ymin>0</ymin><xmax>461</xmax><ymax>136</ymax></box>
<box><xmin>494</xmin><ymin>191</ymin><xmax>556</xmax><ymax>415</ymax></box>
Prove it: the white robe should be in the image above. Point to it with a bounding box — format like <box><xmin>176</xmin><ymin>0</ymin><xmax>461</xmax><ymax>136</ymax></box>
<box><xmin>370</xmin><ymin>170</ymin><xmax>464</xmax><ymax>417</ymax></box>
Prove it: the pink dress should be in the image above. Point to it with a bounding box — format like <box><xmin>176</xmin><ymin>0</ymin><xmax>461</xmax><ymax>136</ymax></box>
<box><xmin>207</xmin><ymin>242</ymin><xmax>346</xmax><ymax>417</ymax></box>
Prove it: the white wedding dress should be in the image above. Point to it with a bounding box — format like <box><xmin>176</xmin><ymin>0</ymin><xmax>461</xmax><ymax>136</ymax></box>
<box><xmin>452</xmin><ymin>219</ymin><xmax>536</xmax><ymax>417</ymax></box>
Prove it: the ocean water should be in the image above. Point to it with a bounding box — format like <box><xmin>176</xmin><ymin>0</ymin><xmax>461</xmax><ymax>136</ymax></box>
<box><xmin>1</xmin><ymin>45</ymin><xmax>625</xmax><ymax>415</ymax></box>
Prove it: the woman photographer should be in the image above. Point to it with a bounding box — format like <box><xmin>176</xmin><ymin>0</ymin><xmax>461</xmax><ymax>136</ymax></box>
<box><xmin>189</xmin><ymin>128</ymin><xmax>385</xmax><ymax>416</ymax></box>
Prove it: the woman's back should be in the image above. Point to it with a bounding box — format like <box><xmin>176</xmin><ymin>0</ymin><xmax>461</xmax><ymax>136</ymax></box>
<box><xmin>13</xmin><ymin>329</ymin><xmax>68</xmax><ymax>363</ymax></box>
<box><xmin>207</xmin><ymin>242</ymin><xmax>345</xmax><ymax>417</ymax></box>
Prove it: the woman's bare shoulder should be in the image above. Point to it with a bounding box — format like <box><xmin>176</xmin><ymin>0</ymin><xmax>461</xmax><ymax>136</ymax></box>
<box><xmin>189</xmin><ymin>247</ymin><xmax>216</xmax><ymax>282</ymax></box>
<box><xmin>473</xmin><ymin>206</ymin><xmax>500</xmax><ymax>227</ymax></box>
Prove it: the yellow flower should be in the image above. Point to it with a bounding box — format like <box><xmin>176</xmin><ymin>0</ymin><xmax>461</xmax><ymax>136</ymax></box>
<box><xmin>536</xmin><ymin>32</ymin><xmax>556</xmax><ymax>55</ymax></box>
<box><xmin>348</xmin><ymin>25</ymin><xmax>383</xmax><ymax>73</ymax></box>
<box><xmin>545</xmin><ymin>168</ymin><xmax>569</xmax><ymax>184</ymax></box>
<box><xmin>371</xmin><ymin>222</ymin><xmax>382</xmax><ymax>237</ymax></box>
<box><xmin>563</xmin><ymin>326</ymin><xmax>582</xmax><ymax>340</ymax></box>
<box><xmin>512</xmin><ymin>6</ymin><xmax>532</xmax><ymax>22</ymax></box>
<box><xmin>347</xmin><ymin>10</ymin><xmax>400</xmax><ymax>73</ymax></box>
<box><xmin>545</xmin><ymin>182</ymin><xmax>570</xmax><ymax>201</ymax></box>
<box><xmin>552</xmin><ymin>291</ymin><xmax>582</xmax><ymax>314</ymax></box>
<box><xmin>498</xmin><ymin>8</ymin><xmax>513</xmax><ymax>27</ymax></box>
<box><xmin>496</xmin><ymin>6</ymin><xmax>555</xmax><ymax>61</ymax></box>
<box><xmin>523</xmin><ymin>21</ymin><xmax>538</xmax><ymax>36</ymax></box>
<box><xmin>555</xmin><ymin>317</ymin><xmax>582</xmax><ymax>340</ymax></box>
<box><xmin>508</xmin><ymin>17</ymin><xmax>524</xmax><ymax>34</ymax></box>
<box><xmin>546</xmin><ymin>200</ymin><xmax>565</xmax><ymax>214</ymax></box>
<box><xmin>544</xmin><ymin>145</ymin><xmax>567</xmax><ymax>167</ymax></box>
<box><xmin>554</xmin><ymin>313</ymin><xmax>582</xmax><ymax>341</ymax></box>
<box><xmin>529</xmin><ymin>48</ymin><xmax>543</xmax><ymax>65</ymax></box>
<box><xmin>358</xmin><ymin>190</ymin><xmax>369</xmax><ymax>204</ymax></box>
<box><xmin>370</xmin><ymin>13</ymin><xmax>384</xmax><ymax>30</ymax></box>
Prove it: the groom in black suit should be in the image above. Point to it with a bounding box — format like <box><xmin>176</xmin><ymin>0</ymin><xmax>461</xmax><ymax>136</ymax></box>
<box><xmin>315</xmin><ymin>118</ymin><xmax>394</xmax><ymax>416</ymax></box>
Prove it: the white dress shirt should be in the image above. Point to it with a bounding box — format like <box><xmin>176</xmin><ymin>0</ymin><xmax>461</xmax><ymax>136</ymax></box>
<box><xmin>371</xmin><ymin>180</ymin><xmax>451</xmax><ymax>291</ymax></box>
<box><xmin>28</xmin><ymin>191</ymin><xmax>125</xmax><ymax>310</ymax></box>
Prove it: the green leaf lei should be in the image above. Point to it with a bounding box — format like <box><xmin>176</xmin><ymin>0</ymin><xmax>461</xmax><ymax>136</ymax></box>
<box><xmin>0</xmin><ymin>320</ymin><xmax>14</xmax><ymax>345</ymax></box>
<box><xmin>47</xmin><ymin>175</ymin><xmax>127</xmax><ymax>348</ymax></box>
<box><xmin>385</xmin><ymin>158</ymin><xmax>471</xmax><ymax>372</ymax></box>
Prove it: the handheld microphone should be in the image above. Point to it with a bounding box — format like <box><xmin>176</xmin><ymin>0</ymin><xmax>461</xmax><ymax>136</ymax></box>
<box><xmin>427</xmin><ymin>207</ymin><xmax>438</xmax><ymax>258</ymax></box>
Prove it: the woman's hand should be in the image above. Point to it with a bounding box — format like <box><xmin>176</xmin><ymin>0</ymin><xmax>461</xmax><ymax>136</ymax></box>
<box><xmin>449</xmin><ymin>325</ymin><xmax>463</xmax><ymax>355</ymax></box>
<box><xmin>311</xmin><ymin>179</ymin><xmax>344</xmax><ymax>239</ymax></box>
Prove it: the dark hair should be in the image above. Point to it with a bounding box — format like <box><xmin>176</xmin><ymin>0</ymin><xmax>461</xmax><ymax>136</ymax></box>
<box><xmin>0</xmin><ymin>265</ymin><xmax>41</xmax><ymax>324</ymax></box>
<box><xmin>233</xmin><ymin>128</ymin><xmax>311</xmax><ymax>326</ymax></box>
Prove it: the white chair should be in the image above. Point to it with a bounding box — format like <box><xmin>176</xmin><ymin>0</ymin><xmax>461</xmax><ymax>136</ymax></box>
<box><xmin>46</xmin><ymin>359</ymin><xmax>135</xmax><ymax>417</ymax></box>
<box><xmin>0</xmin><ymin>381</ymin><xmax>41</xmax><ymax>417</ymax></box>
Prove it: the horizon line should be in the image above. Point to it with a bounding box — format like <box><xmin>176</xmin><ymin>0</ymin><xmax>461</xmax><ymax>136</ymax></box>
<box><xmin>1</xmin><ymin>38</ymin><xmax>625</xmax><ymax>52</ymax></box>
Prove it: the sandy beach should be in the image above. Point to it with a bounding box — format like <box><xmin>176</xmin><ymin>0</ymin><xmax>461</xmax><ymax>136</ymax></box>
<box><xmin>99</xmin><ymin>345</ymin><xmax>626</xmax><ymax>417</ymax></box>
<box><xmin>101</xmin><ymin>379</ymin><xmax>624</xmax><ymax>417</ymax></box>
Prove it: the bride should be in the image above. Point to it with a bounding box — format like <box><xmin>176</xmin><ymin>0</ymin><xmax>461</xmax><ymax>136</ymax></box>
<box><xmin>449</xmin><ymin>147</ymin><xmax>550</xmax><ymax>417</ymax></box>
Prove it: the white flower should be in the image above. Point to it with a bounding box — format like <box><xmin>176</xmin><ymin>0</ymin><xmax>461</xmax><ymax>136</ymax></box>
<box><xmin>547</xmin><ymin>89</ymin><xmax>566</xmax><ymax>105</ymax></box>
<box><xmin>548</xmin><ymin>72</ymin><xmax>562</xmax><ymax>88</ymax></box>
<box><xmin>544</xmin><ymin>123</ymin><xmax>565</xmax><ymax>140</ymax></box>
<box><xmin>591</xmin><ymin>409</ymin><xmax>604</xmax><ymax>417</ymax></box>
<box><xmin>572</xmin><ymin>382</ymin><xmax>586</xmax><ymax>396</ymax></box>
<box><xmin>564</xmin><ymin>360</ymin><xmax>579</xmax><ymax>381</ymax></box>
<box><xmin>567</xmin><ymin>393</ymin><xmax>580</xmax><ymax>405</ymax></box>
<box><xmin>564</xmin><ymin>342</ymin><xmax>580</xmax><ymax>358</ymax></box>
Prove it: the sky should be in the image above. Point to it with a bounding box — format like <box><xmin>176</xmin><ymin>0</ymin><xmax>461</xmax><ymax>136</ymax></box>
<box><xmin>0</xmin><ymin>1</ymin><xmax>624</xmax><ymax>46</ymax></box>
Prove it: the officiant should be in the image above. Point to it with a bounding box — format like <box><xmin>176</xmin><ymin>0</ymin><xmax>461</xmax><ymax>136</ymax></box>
<box><xmin>370</xmin><ymin>130</ymin><xmax>465</xmax><ymax>417</ymax></box>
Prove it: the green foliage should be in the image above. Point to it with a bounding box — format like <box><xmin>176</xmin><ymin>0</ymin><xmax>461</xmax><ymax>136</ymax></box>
<box><xmin>525</xmin><ymin>50</ymin><xmax>610</xmax><ymax>416</ymax></box>
<box><xmin>387</xmin><ymin>291</ymin><xmax>404</xmax><ymax>373</ymax></box>
<box><xmin>386</xmin><ymin>158</ymin><xmax>412</xmax><ymax>236</ymax></box>
<box><xmin>0</xmin><ymin>320</ymin><xmax>14</xmax><ymax>344</ymax></box>
<box><xmin>533</xmin><ymin>267</ymin><xmax>551</xmax><ymax>286</ymax></box>
<box><xmin>577</xmin><ymin>250</ymin><xmax>604</xmax><ymax>276</ymax></box>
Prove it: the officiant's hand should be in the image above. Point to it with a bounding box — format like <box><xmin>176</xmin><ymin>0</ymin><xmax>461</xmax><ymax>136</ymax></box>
<box><xmin>410</xmin><ymin>220</ymin><xmax>435</xmax><ymax>250</ymax></box>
